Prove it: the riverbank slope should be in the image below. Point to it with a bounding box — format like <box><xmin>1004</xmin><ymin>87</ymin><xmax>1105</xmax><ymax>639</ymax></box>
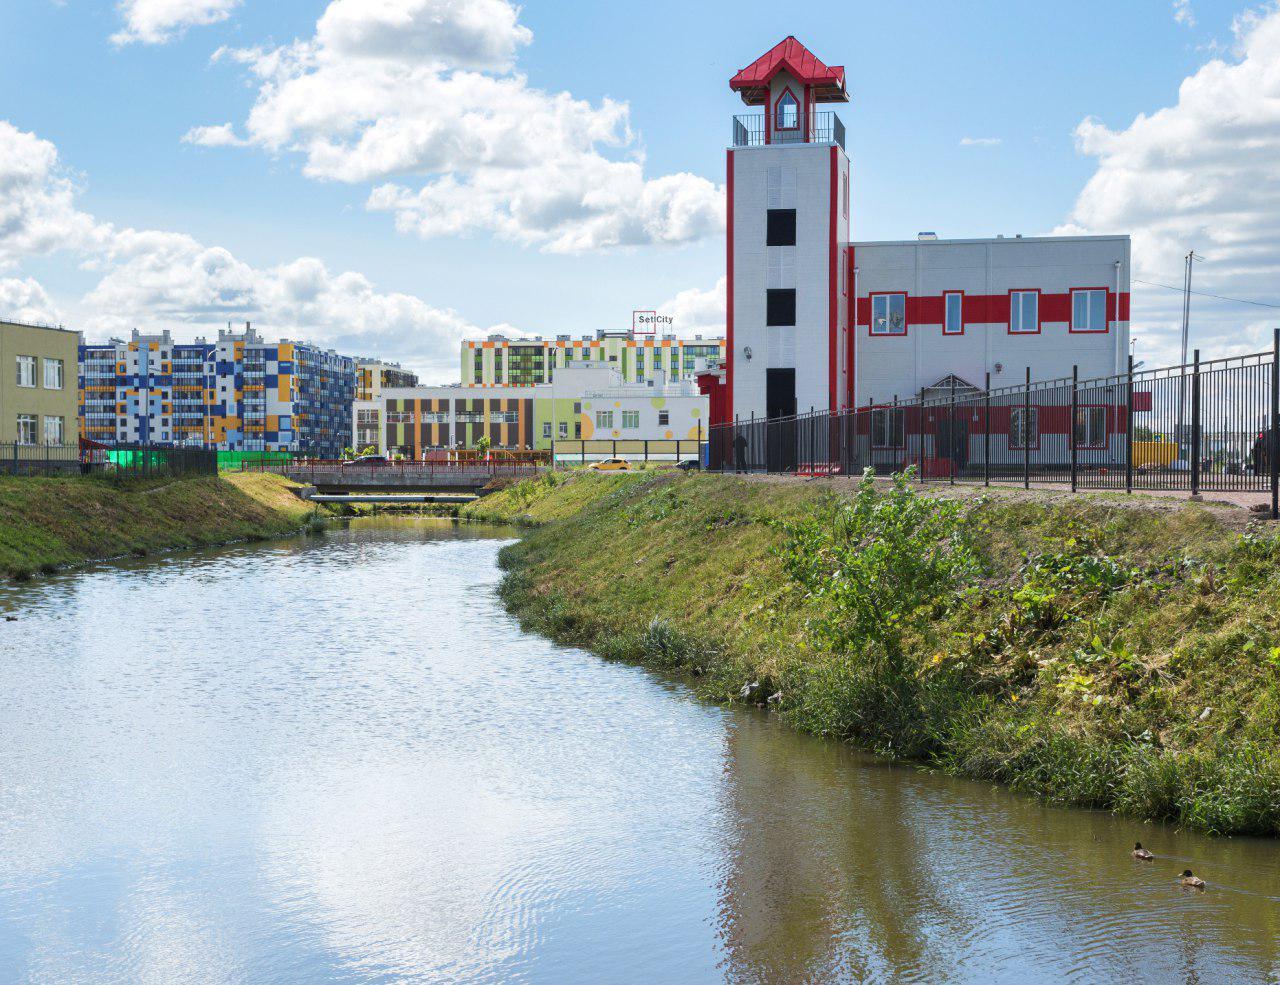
<box><xmin>468</xmin><ymin>471</ymin><xmax>1280</xmax><ymax>835</ymax></box>
<box><xmin>0</xmin><ymin>472</ymin><xmax>321</xmax><ymax>579</ymax></box>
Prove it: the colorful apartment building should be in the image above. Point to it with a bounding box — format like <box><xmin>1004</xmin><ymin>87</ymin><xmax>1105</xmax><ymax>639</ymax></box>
<box><xmin>461</xmin><ymin>331</ymin><xmax>726</xmax><ymax>387</ymax></box>
<box><xmin>357</xmin><ymin>363</ymin><xmax>708</xmax><ymax>458</ymax></box>
<box><xmin>79</xmin><ymin>326</ymin><xmax>356</xmax><ymax>457</ymax></box>
<box><xmin>1</xmin><ymin>320</ymin><xmax>80</xmax><ymax>445</ymax></box>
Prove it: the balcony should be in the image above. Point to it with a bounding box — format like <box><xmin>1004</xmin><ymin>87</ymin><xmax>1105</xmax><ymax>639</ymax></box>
<box><xmin>732</xmin><ymin>112</ymin><xmax>845</xmax><ymax>151</ymax></box>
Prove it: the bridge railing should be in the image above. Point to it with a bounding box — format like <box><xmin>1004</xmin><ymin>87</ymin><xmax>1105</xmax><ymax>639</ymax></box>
<box><xmin>263</xmin><ymin>459</ymin><xmax>545</xmax><ymax>481</ymax></box>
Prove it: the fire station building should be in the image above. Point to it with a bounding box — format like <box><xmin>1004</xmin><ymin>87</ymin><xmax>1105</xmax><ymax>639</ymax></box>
<box><xmin>716</xmin><ymin>37</ymin><xmax>1130</xmax><ymax>426</ymax></box>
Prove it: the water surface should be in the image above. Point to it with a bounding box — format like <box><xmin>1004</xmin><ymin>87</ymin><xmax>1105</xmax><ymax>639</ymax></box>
<box><xmin>0</xmin><ymin>519</ymin><xmax>1277</xmax><ymax>983</ymax></box>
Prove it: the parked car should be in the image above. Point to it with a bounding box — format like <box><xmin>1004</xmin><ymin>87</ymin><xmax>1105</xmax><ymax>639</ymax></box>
<box><xmin>343</xmin><ymin>454</ymin><xmax>389</xmax><ymax>467</ymax></box>
<box><xmin>589</xmin><ymin>458</ymin><xmax>631</xmax><ymax>472</ymax></box>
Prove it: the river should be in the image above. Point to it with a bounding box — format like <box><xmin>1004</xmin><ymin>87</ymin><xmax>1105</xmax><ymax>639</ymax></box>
<box><xmin>0</xmin><ymin>519</ymin><xmax>1277</xmax><ymax>984</ymax></box>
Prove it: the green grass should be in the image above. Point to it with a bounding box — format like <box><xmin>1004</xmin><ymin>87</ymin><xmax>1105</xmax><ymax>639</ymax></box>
<box><xmin>472</xmin><ymin>470</ymin><xmax>1280</xmax><ymax>836</ymax></box>
<box><xmin>0</xmin><ymin>472</ymin><xmax>325</xmax><ymax>579</ymax></box>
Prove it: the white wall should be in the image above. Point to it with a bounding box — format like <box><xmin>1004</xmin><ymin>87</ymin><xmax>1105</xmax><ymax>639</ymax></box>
<box><xmin>731</xmin><ymin>140</ymin><xmax>840</xmax><ymax>419</ymax></box>
<box><xmin>852</xmin><ymin>236</ymin><xmax>1130</xmax><ymax>405</ymax></box>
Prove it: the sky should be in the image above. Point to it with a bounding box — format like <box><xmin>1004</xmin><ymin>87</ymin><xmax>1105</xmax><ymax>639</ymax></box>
<box><xmin>2</xmin><ymin>0</ymin><xmax>1279</xmax><ymax>382</ymax></box>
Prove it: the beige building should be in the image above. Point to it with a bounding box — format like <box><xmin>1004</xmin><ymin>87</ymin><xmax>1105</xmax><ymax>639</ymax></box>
<box><xmin>1</xmin><ymin>320</ymin><xmax>80</xmax><ymax>445</ymax></box>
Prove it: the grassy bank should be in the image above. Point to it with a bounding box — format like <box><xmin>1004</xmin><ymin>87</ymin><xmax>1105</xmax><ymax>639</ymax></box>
<box><xmin>0</xmin><ymin>472</ymin><xmax>324</xmax><ymax>579</ymax></box>
<box><xmin>468</xmin><ymin>470</ymin><xmax>1280</xmax><ymax>836</ymax></box>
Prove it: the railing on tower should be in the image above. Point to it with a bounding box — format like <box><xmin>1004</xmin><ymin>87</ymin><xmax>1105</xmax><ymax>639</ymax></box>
<box><xmin>731</xmin><ymin>112</ymin><xmax>846</xmax><ymax>151</ymax></box>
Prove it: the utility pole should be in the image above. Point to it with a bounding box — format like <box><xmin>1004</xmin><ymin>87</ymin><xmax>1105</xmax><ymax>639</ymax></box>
<box><xmin>1177</xmin><ymin>250</ymin><xmax>1202</xmax><ymax>456</ymax></box>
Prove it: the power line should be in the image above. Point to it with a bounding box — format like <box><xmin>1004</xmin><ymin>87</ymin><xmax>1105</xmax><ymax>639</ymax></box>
<box><xmin>1134</xmin><ymin>277</ymin><xmax>1280</xmax><ymax>310</ymax></box>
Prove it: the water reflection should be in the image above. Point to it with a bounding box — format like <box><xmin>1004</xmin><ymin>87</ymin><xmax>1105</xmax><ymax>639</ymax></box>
<box><xmin>0</xmin><ymin>519</ymin><xmax>1276</xmax><ymax>983</ymax></box>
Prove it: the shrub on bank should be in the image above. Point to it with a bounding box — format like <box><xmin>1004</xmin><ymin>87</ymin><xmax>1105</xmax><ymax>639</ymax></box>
<box><xmin>488</xmin><ymin>469</ymin><xmax>1280</xmax><ymax>835</ymax></box>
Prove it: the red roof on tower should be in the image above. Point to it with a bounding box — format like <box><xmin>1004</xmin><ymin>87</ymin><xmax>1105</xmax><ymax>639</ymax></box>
<box><xmin>729</xmin><ymin>37</ymin><xmax>848</xmax><ymax>106</ymax></box>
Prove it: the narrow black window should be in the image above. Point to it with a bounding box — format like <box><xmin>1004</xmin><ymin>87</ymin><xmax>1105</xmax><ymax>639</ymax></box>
<box><xmin>766</xmin><ymin>208</ymin><xmax>796</xmax><ymax>246</ymax></box>
<box><xmin>766</xmin><ymin>288</ymin><xmax>796</xmax><ymax>326</ymax></box>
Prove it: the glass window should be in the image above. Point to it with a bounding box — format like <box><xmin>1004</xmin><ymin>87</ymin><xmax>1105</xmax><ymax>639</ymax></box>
<box><xmin>1072</xmin><ymin>289</ymin><xmax>1108</xmax><ymax>332</ymax></box>
<box><xmin>658</xmin><ymin>410</ymin><xmax>669</xmax><ymax>426</ymax></box>
<box><xmin>542</xmin><ymin>422</ymin><xmax>552</xmax><ymax>439</ymax></box>
<box><xmin>1074</xmin><ymin>407</ymin><xmax>1107</xmax><ymax>448</ymax></box>
<box><xmin>1010</xmin><ymin>291</ymin><xmax>1039</xmax><ymax>333</ymax></box>
<box><xmin>944</xmin><ymin>293</ymin><xmax>963</xmax><ymax>335</ymax></box>
<box><xmin>386</xmin><ymin>411</ymin><xmax>416</xmax><ymax>424</ymax></box>
<box><xmin>871</xmin><ymin>294</ymin><xmax>907</xmax><ymax>335</ymax></box>
<box><xmin>1010</xmin><ymin>407</ymin><xmax>1039</xmax><ymax>449</ymax></box>
<box><xmin>42</xmin><ymin>358</ymin><xmax>64</xmax><ymax>390</ymax></box>
<box><xmin>871</xmin><ymin>408</ymin><xmax>905</xmax><ymax>448</ymax></box>
<box><xmin>622</xmin><ymin>410</ymin><xmax>640</xmax><ymax>429</ymax></box>
<box><xmin>16</xmin><ymin>355</ymin><xmax>36</xmax><ymax>388</ymax></box>
<box><xmin>16</xmin><ymin>414</ymin><xmax>37</xmax><ymax>444</ymax></box>
<box><xmin>595</xmin><ymin>410</ymin><xmax>614</xmax><ymax>429</ymax></box>
<box><xmin>558</xmin><ymin>421</ymin><xmax>569</xmax><ymax>439</ymax></box>
<box><xmin>44</xmin><ymin>416</ymin><xmax>64</xmax><ymax>445</ymax></box>
<box><xmin>775</xmin><ymin>89</ymin><xmax>798</xmax><ymax>130</ymax></box>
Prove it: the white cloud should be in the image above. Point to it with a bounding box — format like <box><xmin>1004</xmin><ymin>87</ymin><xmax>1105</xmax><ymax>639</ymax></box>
<box><xmin>0</xmin><ymin>277</ymin><xmax>61</xmax><ymax>326</ymax></box>
<box><xmin>111</xmin><ymin>0</ymin><xmax>241</xmax><ymax>46</ymax></box>
<box><xmin>959</xmin><ymin>136</ymin><xmax>1002</xmax><ymax>147</ymax></box>
<box><xmin>1058</xmin><ymin>7</ymin><xmax>1280</xmax><ymax>364</ymax></box>
<box><xmin>0</xmin><ymin>122</ymin><xmax>103</xmax><ymax>264</ymax></box>
<box><xmin>658</xmin><ymin>276</ymin><xmax>726</xmax><ymax>337</ymax></box>
<box><xmin>182</xmin><ymin>123</ymin><xmax>247</xmax><ymax>148</ymax></box>
<box><xmin>0</xmin><ymin>120</ymin><xmax>494</xmax><ymax>381</ymax></box>
<box><xmin>190</xmin><ymin>0</ymin><xmax>724</xmax><ymax>253</ymax></box>
<box><xmin>1173</xmin><ymin>0</ymin><xmax>1196</xmax><ymax>28</ymax></box>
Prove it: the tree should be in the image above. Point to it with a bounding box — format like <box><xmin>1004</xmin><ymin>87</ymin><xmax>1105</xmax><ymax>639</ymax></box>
<box><xmin>476</xmin><ymin>435</ymin><xmax>492</xmax><ymax>459</ymax></box>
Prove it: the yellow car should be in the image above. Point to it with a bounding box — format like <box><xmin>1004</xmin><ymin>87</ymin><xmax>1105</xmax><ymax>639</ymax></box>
<box><xmin>589</xmin><ymin>458</ymin><xmax>632</xmax><ymax>472</ymax></box>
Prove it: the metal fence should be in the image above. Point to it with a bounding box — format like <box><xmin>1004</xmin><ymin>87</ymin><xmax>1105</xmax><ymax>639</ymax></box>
<box><xmin>551</xmin><ymin>438</ymin><xmax>702</xmax><ymax>465</ymax></box>
<box><xmin>0</xmin><ymin>444</ymin><xmax>219</xmax><ymax>479</ymax></box>
<box><xmin>708</xmin><ymin>331</ymin><xmax>1280</xmax><ymax>518</ymax></box>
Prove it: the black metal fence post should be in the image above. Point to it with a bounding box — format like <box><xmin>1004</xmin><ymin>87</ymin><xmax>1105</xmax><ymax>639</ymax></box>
<box><xmin>1071</xmin><ymin>365</ymin><xmax>1078</xmax><ymax>493</ymax></box>
<box><xmin>1191</xmin><ymin>349</ymin><xmax>1202</xmax><ymax>498</ymax></box>
<box><xmin>1023</xmin><ymin>366</ymin><xmax>1031</xmax><ymax>490</ymax></box>
<box><xmin>1125</xmin><ymin>355</ymin><xmax>1135</xmax><ymax>495</ymax></box>
<box><xmin>984</xmin><ymin>371</ymin><xmax>991</xmax><ymax>488</ymax></box>
<box><xmin>1272</xmin><ymin>328</ymin><xmax>1279</xmax><ymax>520</ymax></box>
<box><xmin>949</xmin><ymin>376</ymin><xmax>957</xmax><ymax>485</ymax></box>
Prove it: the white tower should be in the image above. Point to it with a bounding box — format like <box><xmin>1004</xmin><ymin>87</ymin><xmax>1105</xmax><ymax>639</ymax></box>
<box><xmin>727</xmin><ymin>37</ymin><xmax>851</xmax><ymax>423</ymax></box>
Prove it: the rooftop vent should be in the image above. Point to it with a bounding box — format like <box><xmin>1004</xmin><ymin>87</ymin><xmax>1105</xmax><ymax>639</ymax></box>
<box><xmin>918</xmin><ymin>232</ymin><xmax>938</xmax><ymax>241</ymax></box>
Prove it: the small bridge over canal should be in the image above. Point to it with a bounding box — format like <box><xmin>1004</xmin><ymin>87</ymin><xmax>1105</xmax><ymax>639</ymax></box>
<box><xmin>261</xmin><ymin>460</ymin><xmax>546</xmax><ymax>494</ymax></box>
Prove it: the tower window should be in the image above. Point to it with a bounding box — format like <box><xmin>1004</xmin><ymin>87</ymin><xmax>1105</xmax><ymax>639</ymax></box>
<box><xmin>766</xmin><ymin>289</ymin><xmax>796</xmax><ymax>327</ymax></box>
<box><xmin>766</xmin><ymin>209</ymin><xmax>796</xmax><ymax>246</ymax></box>
<box><xmin>775</xmin><ymin>89</ymin><xmax>799</xmax><ymax>130</ymax></box>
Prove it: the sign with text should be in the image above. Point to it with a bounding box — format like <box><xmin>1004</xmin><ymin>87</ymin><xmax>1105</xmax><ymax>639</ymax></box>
<box><xmin>632</xmin><ymin>311</ymin><xmax>673</xmax><ymax>336</ymax></box>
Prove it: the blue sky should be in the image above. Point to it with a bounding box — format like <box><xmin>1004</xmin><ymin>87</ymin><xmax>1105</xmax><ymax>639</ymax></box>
<box><xmin>1</xmin><ymin>0</ymin><xmax>1277</xmax><ymax>380</ymax></box>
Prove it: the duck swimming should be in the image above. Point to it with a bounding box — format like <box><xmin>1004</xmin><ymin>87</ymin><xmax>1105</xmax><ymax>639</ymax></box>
<box><xmin>1131</xmin><ymin>842</ymin><xmax>1154</xmax><ymax>861</ymax></box>
<box><xmin>1179</xmin><ymin>870</ymin><xmax>1206</xmax><ymax>889</ymax></box>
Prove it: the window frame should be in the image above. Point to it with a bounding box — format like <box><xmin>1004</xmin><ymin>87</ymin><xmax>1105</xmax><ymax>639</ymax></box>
<box><xmin>42</xmin><ymin>358</ymin><xmax>64</xmax><ymax>390</ymax></box>
<box><xmin>1073</xmin><ymin>405</ymin><xmax>1109</xmax><ymax>449</ymax></box>
<box><xmin>1009</xmin><ymin>406</ymin><xmax>1041</xmax><ymax>450</ymax></box>
<box><xmin>621</xmin><ymin>410</ymin><xmax>640</xmax><ymax>430</ymax></box>
<box><xmin>1070</xmin><ymin>287</ymin><xmax>1110</xmax><ymax>333</ymax></box>
<box><xmin>766</xmin><ymin>208</ymin><xmax>796</xmax><ymax>247</ymax></box>
<box><xmin>869</xmin><ymin>292</ymin><xmax>908</xmax><ymax>336</ymax></box>
<box><xmin>595</xmin><ymin>410</ymin><xmax>614</xmax><ymax>429</ymax></box>
<box><xmin>870</xmin><ymin>407</ymin><xmax>906</xmax><ymax>449</ymax></box>
<box><xmin>774</xmin><ymin>86</ymin><xmax>800</xmax><ymax>131</ymax></box>
<box><xmin>657</xmin><ymin>410</ymin><xmax>670</xmax><ymax>427</ymax></box>
<box><xmin>16</xmin><ymin>414</ymin><xmax>37</xmax><ymax>445</ymax></box>
<box><xmin>16</xmin><ymin>355</ymin><xmax>36</xmax><ymax>388</ymax></box>
<box><xmin>1008</xmin><ymin>289</ymin><xmax>1042</xmax><ymax>335</ymax></box>
<box><xmin>943</xmin><ymin>291</ymin><xmax>964</xmax><ymax>336</ymax></box>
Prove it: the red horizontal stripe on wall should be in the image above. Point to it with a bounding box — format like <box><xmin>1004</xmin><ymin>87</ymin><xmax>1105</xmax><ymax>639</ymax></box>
<box><xmin>854</xmin><ymin>292</ymin><xmax>1131</xmax><ymax>328</ymax></box>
